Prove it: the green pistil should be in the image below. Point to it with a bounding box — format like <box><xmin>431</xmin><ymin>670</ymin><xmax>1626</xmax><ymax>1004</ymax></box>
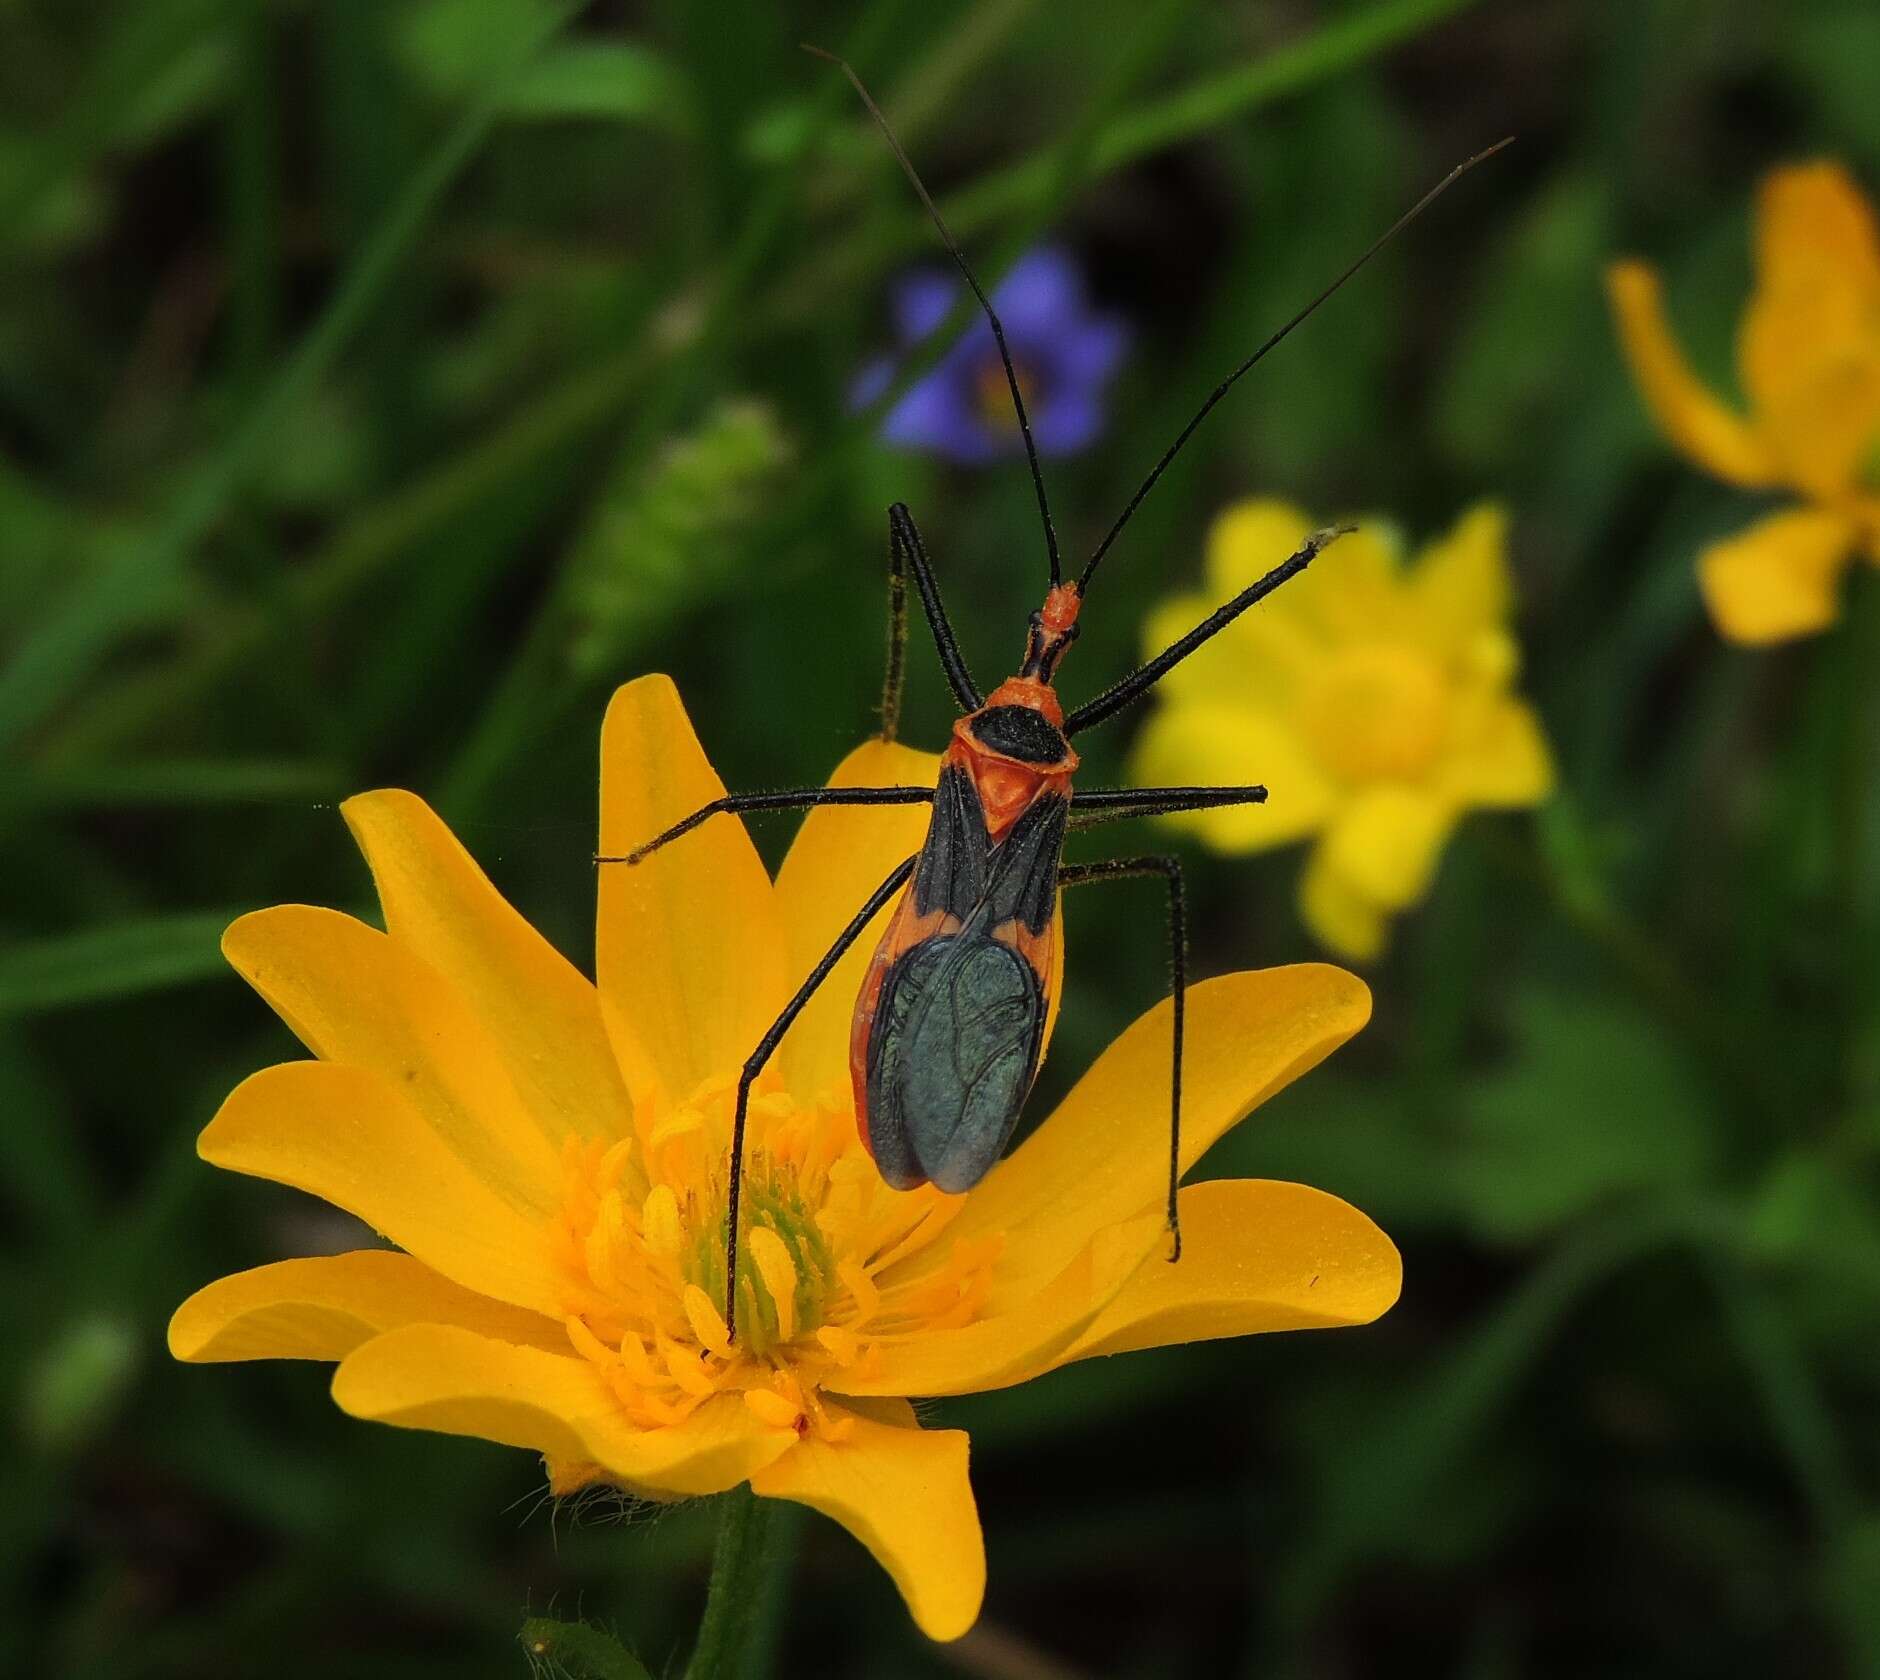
<box><xmin>684</xmin><ymin>1158</ymin><xmax>836</xmax><ymax>1358</ymax></box>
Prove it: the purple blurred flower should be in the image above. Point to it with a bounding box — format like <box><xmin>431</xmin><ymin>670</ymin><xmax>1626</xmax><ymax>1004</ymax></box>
<box><xmin>852</xmin><ymin>247</ymin><xmax>1129</xmax><ymax>464</ymax></box>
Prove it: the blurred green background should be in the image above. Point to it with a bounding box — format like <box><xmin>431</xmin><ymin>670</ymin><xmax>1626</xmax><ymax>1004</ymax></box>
<box><xmin>5</xmin><ymin>0</ymin><xmax>1880</xmax><ymax>1675</ymax></box>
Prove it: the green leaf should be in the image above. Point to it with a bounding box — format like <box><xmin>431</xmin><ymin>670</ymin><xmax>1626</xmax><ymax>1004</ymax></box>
<box><xmin>0</xmin><ymin>525</ymin><xmax>194</xmax><ymax>749</ymax></box>
<box><xmin>1454</xmin><ymin>985</ymin><xmax>1715</xmax><ymax>1242</ymax></box>
<box><xmin>397</xmin><ymin>0</ymin><xmax>689</xmax><ymax>130</ymax></box>
<box><xmin>1823</xmin><ymin>1513</ymin><xmax>1880</xmax><ymax>1676</ymax></box>
<box><xmin>19</xmin><ymin>1314</ymin><xmax>140</xmax><ymax>1457</ymax></box>
<box><xmin>507</xmin><ymin>43</ymin><xmax>691</xmax><ymax>129</ymax></box>
<box><xmin>1</xmin><ymin>758</ymin><xmax>342</xmax><ymax>815</ymax></box>
<box><xmin>0</xmin><ymin>911</ymin><xmax>241</xmax><ymax>1019</ymax></box>
<box><xmin>519</xmin><ymin>1618</ymin><xmax>653</xmax><ymax>1680</ymax></box>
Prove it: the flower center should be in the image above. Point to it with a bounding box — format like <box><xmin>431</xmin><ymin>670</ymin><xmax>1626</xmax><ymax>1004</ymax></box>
<box><xmin>547</xmin><ymin>1079</ymin><xmax>999</xmax><ymax>1438</ymax></box>
<box><xmin>1300</xmin><ymin>644</ymin><xmax>1450</xmax><ymax>784</ymax></box>
<box><xmin>975</xmin><ymin>356</ymin><xmax>1039</xmax><ymax>431</ymax></box>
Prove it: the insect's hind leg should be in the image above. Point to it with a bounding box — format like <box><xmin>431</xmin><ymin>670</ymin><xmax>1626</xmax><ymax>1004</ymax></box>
<box><xmin>1059</xmin><ymin>855</ymin><xmax>1187</xmax><ymax>1263</ymax></box>
<box><xmin>598</xmin><ymin>785</ymin><xmax>933</xmax><ymax>866</ymax></box>
<box><xmin>720</xmin><ymin>852</ymin><xmax>917</xmax><ymax>1341</ymax></box>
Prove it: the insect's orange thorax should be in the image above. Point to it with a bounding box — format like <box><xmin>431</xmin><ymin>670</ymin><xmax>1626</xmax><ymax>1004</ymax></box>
<box><xmin>942</xmin><ymin>584</ymin><xmax>1085</xmax><ymax>838</ymax></box>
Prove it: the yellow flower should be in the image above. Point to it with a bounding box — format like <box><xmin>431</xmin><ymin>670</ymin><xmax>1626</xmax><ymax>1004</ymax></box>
<box><xmin>1608</xmin><ymin>161</ymin><xmax>1880</xmax><ymax>644</ymax></box>
<box><xmin>169</xmin><ymin>674</ymin><xmax>1400</xmax><ymax>1641</ymax></box>
<box><xmin>1130</xmin><ymin>501</ymin><xmax>1553</xmax><ymax>963</ymax></box>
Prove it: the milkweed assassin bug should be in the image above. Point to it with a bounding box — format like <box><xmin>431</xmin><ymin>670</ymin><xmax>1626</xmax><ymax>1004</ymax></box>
<box><xmin>599</xmin><ymin>51</ymin><xmax>1508</xmax><ymax>1340</ymax></box>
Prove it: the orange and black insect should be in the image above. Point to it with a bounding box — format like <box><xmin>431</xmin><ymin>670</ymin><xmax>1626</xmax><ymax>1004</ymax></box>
<box><xmin>604</xmin><ymin>53</ymin><xmax>1504</xmax><ymax>1340</ymax></box>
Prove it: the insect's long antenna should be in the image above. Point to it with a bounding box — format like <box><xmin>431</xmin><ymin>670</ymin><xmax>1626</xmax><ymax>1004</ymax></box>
<box><xmin>805</xmin><ymin>44</ymin><xmax>1064</xmax><ymax>587</ymax></box>
<box><xmin>1077</xmin><ymin>137</ymin><xmax>1514</xmax><ymax>594</ymax></box>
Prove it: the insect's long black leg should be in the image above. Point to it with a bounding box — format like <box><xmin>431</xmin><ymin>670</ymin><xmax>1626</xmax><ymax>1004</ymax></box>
<box><xmin>890</xmin><ymin>502</ymin><xmax>984</xmax><ymax>718</ymax></box>
<box><xmin>1063</xmin><ymin>525</ymin><xmax>1351</xmax><ymax>738</ymax></box>
<box><xmin>1068</xmin><ymin>784</ymin><xmax>1268</xmax><ymax>830</ymax></box>
<box><xmin>1058</xmin><ymin>855</ymin><xmax>1187</xmax><ymax>1263</ymax></box>
<box><xmin>723</xmin><ymin>852</ymin><xmax>917</xmax><ymax>1341</ymax></box>
<box><xmin>880</xmin><ymin>509</ymin><xmax>911</xmax><ymax>742</ymax></box>
<box><xmin>597</xmin><ymin>786</ymin><xmax>932</xmax><ymax>866</ymax></box>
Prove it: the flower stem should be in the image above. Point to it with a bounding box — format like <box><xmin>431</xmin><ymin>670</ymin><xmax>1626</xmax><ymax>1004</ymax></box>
<box><xmin>685</xmin><ymin>1488</ymin><xmax>796</xmax><ymax>1680</ymax></box>
<box><xmin>1834</xmin><ymin>568</ymin><xmax>1879</xmax><ymax>1098</ymax></box>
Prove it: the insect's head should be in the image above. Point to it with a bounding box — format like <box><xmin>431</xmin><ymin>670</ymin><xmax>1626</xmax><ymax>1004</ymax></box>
<box><xmin>1018</xmin><ymin>583</ymin><xmax>1082</xmax><ymax>685</ymax></box>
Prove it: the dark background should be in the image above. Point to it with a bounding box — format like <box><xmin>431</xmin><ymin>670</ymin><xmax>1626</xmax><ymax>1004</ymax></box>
<box><xmin>5</xmin><ymin>1</ymin><xmax>1879</xmax><ymax>1675</ymax></box>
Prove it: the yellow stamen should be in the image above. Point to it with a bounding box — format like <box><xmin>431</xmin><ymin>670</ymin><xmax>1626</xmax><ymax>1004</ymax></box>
<box><xmin>747</xmin><ymin>1226</ymin><xmax>799</xmax><ymax>1344</ymax></box>
<box><xmin>660</xmin><ymin>1328</ymin><xmax>720</xmax><ymax>1397</ymax></box>
<box><xmin>642</xmin><ymin>1183</ymin><xmax>683</xmax><ymax>1258</ymax></box>
<box><xmin>681</xmin><ymin>1285</ymin><xmax>733</xmax><ymax>1358</ymax></box>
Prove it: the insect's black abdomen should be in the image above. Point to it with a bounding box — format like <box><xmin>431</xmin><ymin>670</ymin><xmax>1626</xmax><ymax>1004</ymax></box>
<box><xmin>866</xmin><ymin>933</ymin><xmax>1045</xmax><ymax>1193</ymax></box>
<box><xmin>912</xmin><ymin>766</ymin><xmax>989</xmax><ymax>919</ymax></box>
<box><xmin>970</xmin><ymin>704</ymin><xmax>1068</xmax><ymax>764</ymax></box>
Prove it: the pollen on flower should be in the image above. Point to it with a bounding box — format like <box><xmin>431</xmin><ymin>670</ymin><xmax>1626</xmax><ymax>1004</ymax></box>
<box><xmin>548</xmin><ymin>1076</ymin><xmax>984</xmax><ymax>1436</ymax></box>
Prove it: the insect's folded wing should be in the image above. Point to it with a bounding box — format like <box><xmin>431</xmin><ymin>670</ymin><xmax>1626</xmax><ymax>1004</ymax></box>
<box><xmin>1053</xmin><ymin>1179</ymin><xmax>1401</xmax><ymax>1365</ymax></box>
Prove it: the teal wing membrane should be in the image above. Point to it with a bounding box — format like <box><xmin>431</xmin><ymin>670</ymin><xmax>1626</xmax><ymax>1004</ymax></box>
<box><xmin>865</xmin><ymin>790</ymin><xmax>1066</xmax><ymax>1191</ymax></box>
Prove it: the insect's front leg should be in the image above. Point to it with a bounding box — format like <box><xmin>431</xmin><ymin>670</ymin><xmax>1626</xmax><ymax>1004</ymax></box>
<box><xmin>1068</xmin><ymin>784</ymin><xmax>1268</xmax><ymax>831</ymax></box>
<box><xmin>1059</xmin><ymin>854</ymin><xmax>1187</xmax><ymax>1262</ymax></box>
<box><xmin>597</xmin><ymin>785</ymin><xmax>933</xmax><ymax>866</ymax></box>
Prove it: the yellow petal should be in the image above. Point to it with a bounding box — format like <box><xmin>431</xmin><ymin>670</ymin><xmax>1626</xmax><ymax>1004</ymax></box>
<box><xmin>1317</xmin><ymin>786</ymin><xmax>1454</xmax><ymax>911</ymax></box>
<box><xmin>772</xmin><ymin>739</ymin><xmax>939</xmax><ymax>1100</ymax></box>
<box><xmin>1202</xmin><ymin>498</ymin><xmax>1318</xmax><ymax>597</ymax></box>
<box><xmin>1210</xmin><ymin>503</ymin><xmax>1408</xmax><ymax>645</ymax></box>
<box><xmin>1444</xmin><ymin>697</ymin><xmax>1555</xmax><ymax>809</ymax></box>
<box><xmin>169</xmin><ymin>1251</ymin><xmax>564</xmax><ymax>1363</ymax></box>
<box><xmin>1298</xmin><ymin>844</ymin><xmax>1389</xmax><ymax>964</ymax></box>
<box><xmin>222</xmin><ymin>906</ymin><xmax>562</xmax><ymax>1207</ymax></box>
<box><xmin>915</xmin><ymin>967</ymin><xmax>1370</xmax><ymax>1300</ymax></box>
<box><xmin>342</xmin><ymin>790</ymin><xmax>632</xmax><ymax>1147</ymax></box>
<box><xmin>751</xmin><ymin>1398</ymin><xmax>983</xmax><ymax>1642</ymax></box>
<box><xmin>332</xmin><ymin>1325</ymin><xmax>792</xmax><ymax>1497</ymax></box>
<box><xmin>199</xmin><ymin>1061</ymin><xmax>565</xmax><ymax>1315</ymax></box>
<box><xmin>1740</xmin><ymin>162</ymin><xmax>1880</xmax><ymax>497</ymax></box>
<box><xmin>1409</xmin><ymin>503</ymin><xmax>1512</xmax><ymax>651</ymax></box>
<box><xmin>1129</xmin><ymin>702</ymin><xmax>1335</xmax><ymax>852</ymax></box>
<box><xmin>1057</xmin><ymin>1179</ymin><xmax>1401</xmax><ymax>1362</ymax></box>
<box><xmin>1697</xmin><ymin>506</ymin><xmax>1858</xmax><ymax>644</ymax></box>
<box><xmin>596</xmin><ymin>676</ymin><xmax>787</xmax><ymax>1108</ymax></box>
<box><xmin>1606</xmin><ymin>260</ymin><xmax>1776</xmax><ymax>487</ymax></box>
<box><xmin>835</xmin><ymin>1207</ymin><xmax>1163</xmax><ymax>1398</ymax></box>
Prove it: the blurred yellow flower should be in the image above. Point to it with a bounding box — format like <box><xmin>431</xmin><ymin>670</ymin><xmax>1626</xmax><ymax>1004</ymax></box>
<box><xmin>170</xmin><ymin>675</ymin><xmax>1400</xmax><ymax>1641</ymax></box>
<box><xmin>1131</xmin><ymin>501</ymin><xmax>1553</xmax><ymax>963</ymax></box>
<box><xmin>1608</xmin><ymin>161</ymin><xmax>1880</xmax><ymax>644</ymax></box>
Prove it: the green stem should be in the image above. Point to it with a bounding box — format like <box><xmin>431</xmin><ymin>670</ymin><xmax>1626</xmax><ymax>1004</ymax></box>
<box><xmin>1834</xmin><ymin>569</ymin><xmax>1880</xmax><ymax>1098</ymax></box>
<box><xmin>685</xmin><ymin>1488</ymin><xmax>793</xmax><ymax>1680</ymax></box>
